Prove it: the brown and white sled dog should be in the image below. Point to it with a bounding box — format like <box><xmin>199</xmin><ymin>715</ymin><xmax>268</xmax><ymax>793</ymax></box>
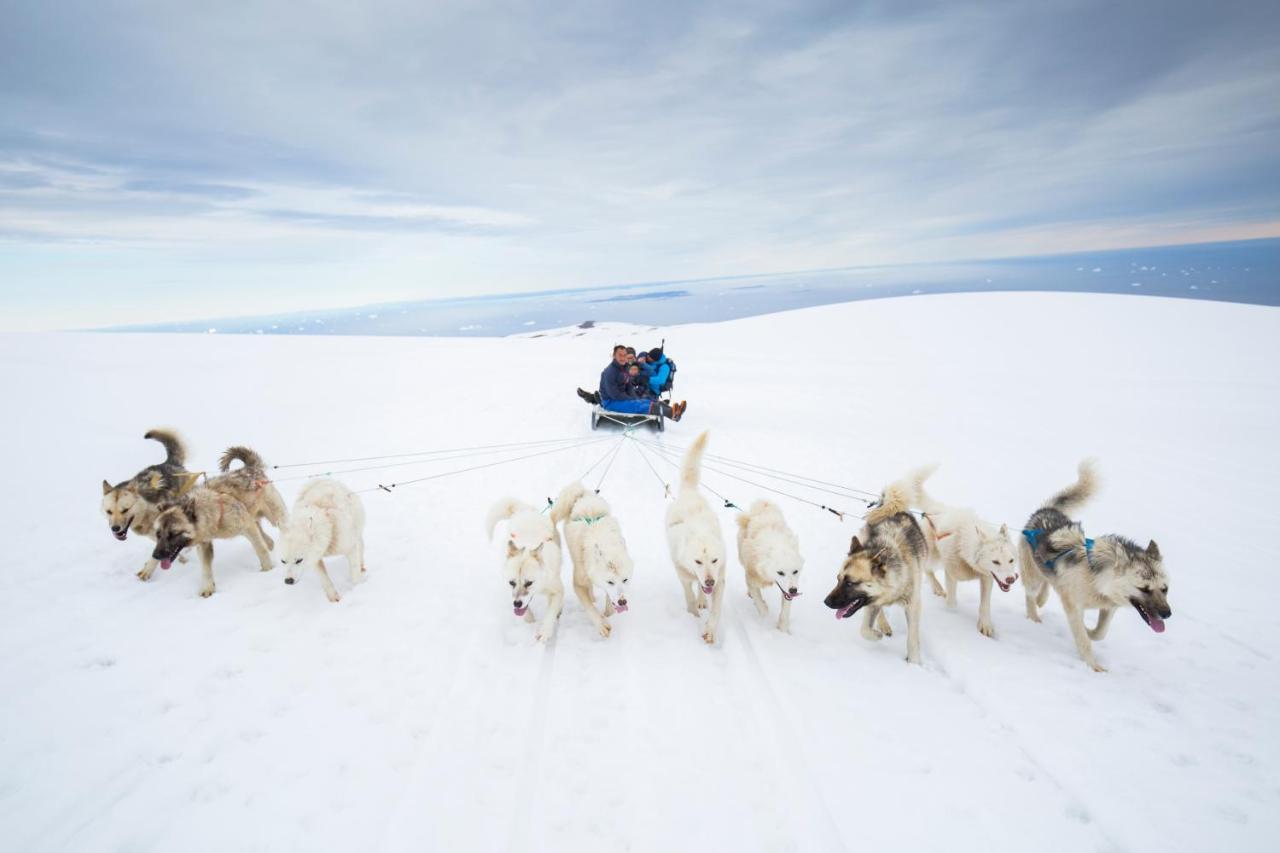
<box><xmin>915</xmin><ymin>478</ymin><xmax>1018</xmax><ymax>638</ymax></box>
<box><xmin>1020</xmin><ymin>459</ymin><xmax>1172</xmax><ymax>672</ymax></box>
<box><xmin>151</xmin><ymin>484</ymin><xmax>275</xmax><ymax>597</ymax></box>
<box><xmin>205</xmin><ymin>446</ymin><xmax>288</xmax><ymax>549</ymax></box>
<box><xmin>823</xmin><ymin>467</ymin><xmax>933</xmax><ymax>664</ymax></box>
<box><xmin>486</xmin><ymin>498</ymin><xmax>564</xmax><ymax>642</ymax></box>
<box><xmin>665</xmin><ymin>431</ymin><xmax>727</xmax><ymax>645</ymax></box>
<box><xmin>278</xmin><ymin>478</ymin><xmax>367</xmax><ymax>603</ymax></box>
<box><xmin>551</xmin><ymin>482</ymin><xmax>633</xmax><ymax>638</ymax></box>
<box><xmin>101</xmin><ymin>428</ymin><xmax>201</xmax><ymax>579</ymax></box>
<box><xmin>736</xmin><ymin>499</ymin><xmax>803</xmax><ymax>633</ymax></box>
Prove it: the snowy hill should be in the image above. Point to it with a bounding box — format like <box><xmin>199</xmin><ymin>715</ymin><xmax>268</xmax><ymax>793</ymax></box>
<box><xmin>1</xmin><ymin>292</ymin><xmax>1277</xmax><ymax>852</ymax></box>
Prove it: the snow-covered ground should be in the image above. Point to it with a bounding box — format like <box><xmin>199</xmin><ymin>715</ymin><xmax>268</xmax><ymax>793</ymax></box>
<box><xmin>1</xmin><ymin>292</ymin><xmax>1277</xmax><ymax>852</ymax></box>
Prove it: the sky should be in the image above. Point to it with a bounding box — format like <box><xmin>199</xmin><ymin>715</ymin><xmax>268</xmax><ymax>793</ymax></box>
<box><xmin>1</xmin><ymin>0</ymin><xmax>1278</xmax><ymax>331</ymax></box>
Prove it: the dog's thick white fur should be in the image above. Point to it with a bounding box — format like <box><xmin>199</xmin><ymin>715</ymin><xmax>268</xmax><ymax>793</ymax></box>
<box><xmin>736</xmin><ymin>500</ymin><xmax>803</xmax><ymax>633</ymax></box>
<box><xmin>551</xmin><ymin>482</ymin><xmax>634</xmax><ymax>638</ymax></box>
<box><xmin>914</xmin><ymin>482</ymin><xmax>1018</xmax><ymax>638</ymax></box>
<box><xmin>665</xmin><ymin>431</ymin><xmax>727</xmax><ymax>644</ymax></box>
<box><xmin>486</xmin><ymin>497</ymin><xmax>564</xmax><ymax>642</ymax></box>
<box><xmin>278</xmin><ymin>478</ymin><xmax>367</xmax><ymax>602</ymax></box>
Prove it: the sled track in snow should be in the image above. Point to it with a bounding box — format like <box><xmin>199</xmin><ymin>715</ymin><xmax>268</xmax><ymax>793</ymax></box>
<box><xmin>921</xmin><ymin>638</ymin><xmax>1127</xmax><ymax>851</ymax></box>
<box><xmin>726</xmin><ymin>600</ymin><xmax>849</xmax><ymax>852</ymax></box>
<box><xmin>377</xmin><ymin>617</ymin><xmax>490</xmax><ymax>852</ymax></box>
<box><xmin>504</xmin><ymin>638</ymin><xmax>558</xmax><ymax>853</ymax></box>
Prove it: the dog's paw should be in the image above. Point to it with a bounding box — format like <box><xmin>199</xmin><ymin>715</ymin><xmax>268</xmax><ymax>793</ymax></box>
<box><xmin>136</xmin><ymin>568</ymin><xmax>154</xmax><ymax>582</ymax></box>
<box><xmin>1089</xmin><ymin>661</ymin><xmax>1108</xmax><ymax>673</ymax></box>
<box><xmin>199</xmin><ymin>586</ymin><xmax>215</xmax><ymax>598</ymax></box>
<box><xmin>861</xmin><ymin>627</ymin><xmax>884</xmax><ymax>642</ymax></box>
<box><xmin>1026</xmin><ymin>611</ymin><xmax>1042</xmax><ymax>623</ymax></box>
<box><xmin>978</xmin><ymin>621</ymin><xmax>995</xmax><ymax>638</ymax></box>
<box><xmin>598</xmin><ymin>621</ymin><xmax>612</xmax><ymax>639</ymax></box>
<box><xmin>702</xmin><ymin>630</ymin><xmax>716</xmax><ymax>645</ymax></box>
<box><xmin>776</xmin><ymin>621</ymin><xmax>791</xmax><ymax>634</ymax></box>
<box><xmin>326</xmin><ymin>590</ymin><xmax>341</xmax><ymax>603</ymax></box>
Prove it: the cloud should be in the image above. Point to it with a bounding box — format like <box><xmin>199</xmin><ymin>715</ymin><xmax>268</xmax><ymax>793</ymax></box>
<box><xmin>1</xmin><ymin>0</ymin><xmax>1278</xmax><ymax>329</ymax></box>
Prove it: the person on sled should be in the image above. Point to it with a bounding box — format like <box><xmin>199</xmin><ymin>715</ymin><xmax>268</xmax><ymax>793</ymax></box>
<box><xmin>578</xmin><ymin>345</ymin><xmax>686</xmax><ymax>421</ymax></box>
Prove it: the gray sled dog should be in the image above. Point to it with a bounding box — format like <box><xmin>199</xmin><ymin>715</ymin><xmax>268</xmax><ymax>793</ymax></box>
<box><xmin>278</xmin><ymin>478</ymin><xmax>367</xmax><ymax>603</ymax></box>
<box><xmin>151</xmin><ymin>483</ymin><xmax>275</xmax><ymax>598</ymax></box>
<box><xmin>823</xmin><ymin>467</ymin><xmax>933</xmax><ymax>664</ymax></box>
<box><xmin>736</xmin><ymin>499</ymin><xmax>803</xmax><ymax>633</ymax></box>
<box><xmin>486</xmin><ymin>497</ymin><xmax>564</xmax><ymax>642</ymax></box>
<box><xmin>1020</xmin><ymin>459</ymin><xmax>1171</xmax><ymax>672</ymax></box>
<box><xmin>551</xmin><ymin>481</ymin><xmax>634</xmax><ymax>639</ymax></box>
<box><xmin>101</xmin><ymin>429</ymin><xmax>201</xmax><ymax>579</ymax></box>
<box><xmin>915</xmin><ymin>475</ymin><xmax>1018</xmax><ymax>638</ymax></box>
<box><xmin>666</xmin><ymin>431</ymin><xmax>727</xmax><ymax>644</ymax></box>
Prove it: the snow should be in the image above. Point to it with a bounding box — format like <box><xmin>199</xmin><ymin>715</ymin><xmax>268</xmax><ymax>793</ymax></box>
<box><xmin>2</xmin><ymin>292</ymin><xmax>1279</xmax><ymax>852</ymax></box>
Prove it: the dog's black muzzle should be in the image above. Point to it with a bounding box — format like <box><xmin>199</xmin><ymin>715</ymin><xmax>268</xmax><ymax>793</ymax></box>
<box><xmin>825</xmin><ymin>583</ymin><xmax>868</xmax><ymax>620</ymax></box>
<box><xmin>111</xmin><ymin>518</ymin><xmax>132</xmax><ymax>541</ymax></box>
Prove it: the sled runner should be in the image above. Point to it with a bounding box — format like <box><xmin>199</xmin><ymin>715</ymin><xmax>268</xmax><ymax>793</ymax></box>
<box><xmin>591</xmin><ymin>405</ymin><xmax>665</xmax><ymax>432</ymax></box>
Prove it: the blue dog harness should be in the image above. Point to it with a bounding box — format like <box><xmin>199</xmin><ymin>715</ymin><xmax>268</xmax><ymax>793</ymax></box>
<box><xmin>1022</xmin><ymin>528</ymin><xmax>1094</xmax><ymax>571</ymax></box>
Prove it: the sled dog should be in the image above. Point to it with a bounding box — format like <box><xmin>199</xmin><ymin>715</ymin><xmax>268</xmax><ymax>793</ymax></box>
<box><xmin>486</xmin><ymin>497</ymin><xmax>564</xmax><ymax>642</ymax></box>
<box><xmin>551</xmin><ymin>482</ymin><xmax>634</xmax><ymax>638</ymax></box>
<box><xmin>205</xmin><ymin>446</ymin><xmax>288</xmax><ymax>549</ymax></box>
<box><xmin>278</xmin><ymin>478</ymin><xmax>367</xmax><ymax>602</ymax></box>
<box><xmin>915</xmin><ymin>481</ymin><xmax>1018</xmax><ymax>638</ymax></box>
<box><xmin>823</xmin><ymin>467</ymin><xmax>933</xmax><ymax>664</ymax></box>
<box><xmin>665</xmin><ymin>431</ymin><xmax>727</xmax><ymax>644</ymax></box>
<box><xmin>101</xmin><ymin>428</ymin><xmax>200</xmax><ymax>579</ymax></box>
<box><xmin>736</xmin><ymin>499</ymin><xmax>803</xmax><ymax>633</ymax></box>
<box><xmin>1019</xmin><ymin>459</ymin><xmax>1171</xmax><ymax>671</ymax></box>
<box><xmin>151</xmin><ymin>484</ymin><xmax>275</xmax><ymax>597</ymax></box>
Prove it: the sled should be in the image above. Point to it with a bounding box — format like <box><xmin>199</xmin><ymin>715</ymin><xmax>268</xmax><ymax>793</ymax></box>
<box><xmin>591</xmin><ymin>405</ymin><xmax>665</xmax><ymax>432</ymax></box>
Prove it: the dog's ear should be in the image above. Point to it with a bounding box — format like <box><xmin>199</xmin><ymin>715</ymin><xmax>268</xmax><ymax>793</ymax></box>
<box><xmin>174</xmin><ymin>471</ymin><xmax>201</xmax><ymax>496</ymax></box>
<box><xmin>1146</xmin><ymin>539</ymin><xmax>1160</xmax><ymax>559</ymax></box>
<box><xmin>999</xmin><ymin>523</ymin><xmax>1008</xmax><ymax>537</ymax></box>
<box><xmin>975</xmin><ymin>524</ymin><xmax>984</xmax><ymax>540</ymax></box>
<box><xmin>507</xmin><ymin>540</ymin><xmax>520</xmax><ymax>557</ymax></box>
<box><xmin>848</xmin><ymin>536</ymin><xmax>863</xmax><ymax>555</ymax></box>
<box><xmin>102</xmin><ymin>479</ymin><xmax>113</xmax><ymax>496</ymax></box>
<box><xmin>870</xmin><ymin>548</ymin><xmax>888</xmax><ymax>576</ymax></box>
<box><xmin>532</xmin><ymin>541</ymin><xmax>545</xmax><ymax>555</ymax></box>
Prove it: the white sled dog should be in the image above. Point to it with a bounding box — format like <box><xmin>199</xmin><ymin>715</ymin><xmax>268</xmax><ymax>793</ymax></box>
<box><xmin>666</xmin><ymin>431</ymin><xmax>727</xmax><ymax>644</ymax></box>
<box><xmin>551</xmin><ymin>482</ymin><xmax>634</xmax><ymax>639</ymax></box>
<box><xmin>823</xmin><ymin>467</ymin><xmax>934</xmax><ymax>664</ymax></box>
<box><xmin>915</xmin><ymin>479</ymin><xmax>1018</xmax><ymax>638</ymax></box>
<box><xmin>736</xmin><ymin>500</ymin><xmax>803</xmax><ymax>633</ymax></box>
<box><xmin>278</xmin><ymin>478</ymin><xmax>367</xmax><ymax>603</ymax></box>
<box><xmin>486</xmin><ymin>498</ymin><xmax>564</xmax><ymax>642</ymax></box>
<box><xmin>1020</xmin><ymin>459</ymin><xmax>1172</xmax><ymax>672</ymax></box>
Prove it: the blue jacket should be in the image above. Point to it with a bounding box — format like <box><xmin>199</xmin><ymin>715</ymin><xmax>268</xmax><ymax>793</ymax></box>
<box><xmin>647</xmin><ymin>355</ymin><xmax>671</xmax><ymax>396</ymax></box>
<box><xmin>599</xmin><ymin>361</ymin><xmax>630</xmax><ymax>401</ymax></box>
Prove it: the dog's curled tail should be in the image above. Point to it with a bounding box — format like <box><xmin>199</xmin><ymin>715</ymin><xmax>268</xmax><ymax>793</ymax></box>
<box><xmin>144</xmin><ymin>428</ymin><xmax>187</xmax><ymax>466</ymax></box>
<box><xmin>680</xmin><ymin>430</ymin><xmax>710</xmax><ymax>493</ymax></box>
<box><xmin>1046</xmin><ymin>524</ymin><xmax>1090</xmax><ymax>563</ymax></box>
<box><xmin>219</xmin><ymin>446</ymin><xmax>267</xmax><ymax>475</ymax></box>
<box><xmin>550</xmin><ymin>481</ymin><xmax>588</xmax><ymax>525</ymax></box>
<box><xmin>1045</xmin><ymin>458</ymin><xmax>1099</xmax><ymax>513</ymax></box>
<box><xmin>867</xmin><ymin>464</ymin><xmax>937</xmax><ymax>525</ymax></box>
<box><xmin>486</xmin><ymin>497</ymin><xmax>533</xmax><ymax>541</ymax></box>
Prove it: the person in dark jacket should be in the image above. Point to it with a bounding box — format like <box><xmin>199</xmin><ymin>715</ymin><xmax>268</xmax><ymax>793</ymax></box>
<box><xmin>624</xmin><ymin>362</ymin><xmax>652</xmax><ymax>399</ymax></box>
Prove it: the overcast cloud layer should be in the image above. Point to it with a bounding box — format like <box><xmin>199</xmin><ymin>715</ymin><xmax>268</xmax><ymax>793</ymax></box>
<box><xmin>2</xmin><ymin>0</ymin><xmax>1278</xmax><ymax>330</ymax></box>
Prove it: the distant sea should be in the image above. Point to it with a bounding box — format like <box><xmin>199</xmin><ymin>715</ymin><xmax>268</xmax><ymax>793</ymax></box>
<box><xmin>106</xmin><ymin>237</ymin><xmax>1279</xmax><ymax>338</ymax></box>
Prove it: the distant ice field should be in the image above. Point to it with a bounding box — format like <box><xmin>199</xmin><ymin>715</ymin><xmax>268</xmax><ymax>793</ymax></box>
<box><xmin>106</xmin><ymin>237</ymin><xmax>1279</xmax><ymax>337</ymax></box>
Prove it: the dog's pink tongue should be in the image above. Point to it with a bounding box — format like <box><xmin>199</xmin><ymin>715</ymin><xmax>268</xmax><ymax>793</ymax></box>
<box><xmin>513</xmin><ymin>606</ymin><xmax>528</xmax><ymax>617</ymax></box>
<box><xmin>835</xmin><ymin>607</ymin><xmax>851</xmax><ymax>620</ymax></box>
<box><xmin>1148</xmin><ymin>616</ymin><xmax>1166</xmax><ymax>633</ymax></box>
<box><xmin>160</xmin><ymin>559</ymin><xmax>172</xmax><ymax>570</ymax></box>
<box><xmin>614</xmin><ymin>602</ymin><xmax>629</xmax><ymax>613</ymax></box>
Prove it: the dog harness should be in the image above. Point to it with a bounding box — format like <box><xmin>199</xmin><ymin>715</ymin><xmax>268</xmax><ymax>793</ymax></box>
<box><xmin>1022</xmin><ymin>528</ymin><xmax>1093</xmax><ymax>571</ymax></box>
